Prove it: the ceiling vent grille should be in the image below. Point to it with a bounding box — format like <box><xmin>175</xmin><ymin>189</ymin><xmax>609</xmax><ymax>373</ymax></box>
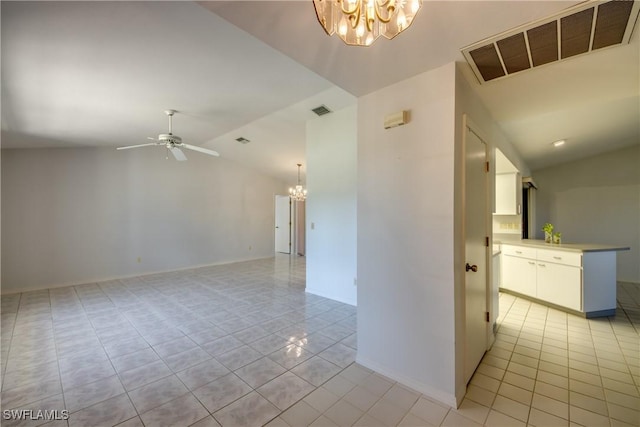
<box><xmin>462</xmin><ymin>0</ymin><xmax>639</xmax><ymax>84</ymax></box>
<box><xmin>311</xmin><ymin>105</ymin><xmax>332</xmax><ymax>116</ymax></box>
<box><xmin>235</xmin><ymin>137</ymin><xmax>250</xmax><ymax>144</ymax></box>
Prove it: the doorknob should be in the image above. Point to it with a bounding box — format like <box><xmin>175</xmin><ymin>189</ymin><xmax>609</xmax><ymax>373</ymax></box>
<box><xmin>466</xmin><ymin>263</ymin><xmax>478</xmax><ymax>272</ymax></box>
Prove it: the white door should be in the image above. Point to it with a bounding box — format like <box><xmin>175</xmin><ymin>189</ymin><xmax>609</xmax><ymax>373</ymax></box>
<box><xmin>275</xmin><ymin>195</ymin><xmax>291</xmax><ymax>254</ymax></box>
<box><xmin>464</xmin><ymin>126</ymin><xmax>489</xmax><ymax>384</ymax></box>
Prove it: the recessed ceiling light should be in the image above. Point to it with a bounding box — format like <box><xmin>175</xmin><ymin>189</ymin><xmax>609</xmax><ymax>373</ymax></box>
<box><xmin>552</xmin><ymin>140</ymin><xmax>566</xmax><ymax>147</ymax></box>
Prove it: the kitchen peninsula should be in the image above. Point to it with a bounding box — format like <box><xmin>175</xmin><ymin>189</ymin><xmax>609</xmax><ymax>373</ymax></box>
<box><xmin>498</xmin><ymin>239</ymin><xmax>630</xmax><ymax>318</ymax></box>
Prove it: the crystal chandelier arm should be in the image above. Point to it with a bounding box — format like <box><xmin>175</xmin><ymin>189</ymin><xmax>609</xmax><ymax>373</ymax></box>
<box><xmin>374</xmin><ymin>0</ymin><xmax>395</xmax><ymax>23</ymax></box>
<box><xmin>340</xmin><ymin>0</ymin><xmax>361</xmax><ymax>16</ymax></box>
<box><xmin>340</xmin><ymin>0</ymin><xmax>363</xmax><ymax>30</ymax></box>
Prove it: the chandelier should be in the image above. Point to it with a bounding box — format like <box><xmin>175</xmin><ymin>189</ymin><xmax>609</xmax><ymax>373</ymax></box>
<box><xmin>289</xmin><ymin>163</ymin><xmax>307</xmax><ymax>201</ymax></box>
<box><xmin>313</xmin><ymin>0</ymin><xmax>422</xmax><ymax>47</ymax></box>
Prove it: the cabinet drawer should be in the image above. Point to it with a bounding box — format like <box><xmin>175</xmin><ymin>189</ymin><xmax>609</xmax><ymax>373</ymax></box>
<box><xmin>501</xmin><ymin>245</ymin><xmax>536</xmax><ymax>259</ymax></box>
<box><xmin>537</xmin><ymin>249</ymin><xmax>582</xmax><ymax>267</ymax></box>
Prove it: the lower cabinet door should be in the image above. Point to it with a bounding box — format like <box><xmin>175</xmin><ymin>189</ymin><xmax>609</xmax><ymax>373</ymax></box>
<box><xmin>502</xmin><ymin>255</ymin><xmax>536</xmax><ymax>297</ymax></box>
<box><xmin>537</xmin><ymin>262</ymin><xmax>582</xmax><ymax>311</ymax></box>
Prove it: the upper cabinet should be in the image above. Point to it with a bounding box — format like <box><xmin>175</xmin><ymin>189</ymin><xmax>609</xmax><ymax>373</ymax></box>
<box><xmin>494</xmin><ymin>149</ymin><xmax>521</xmax><ymax>215</ymax></box>
<box><xmin>495</xmin><ymin>172</ymin><xmax>521</xmax><ymax>215</ymax></box>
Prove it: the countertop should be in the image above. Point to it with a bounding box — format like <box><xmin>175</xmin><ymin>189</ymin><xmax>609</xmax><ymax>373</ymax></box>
<box><xmin>496</xmin><ymin>239</ymin><xmax>630</xmax><ymax>253</ymax></box>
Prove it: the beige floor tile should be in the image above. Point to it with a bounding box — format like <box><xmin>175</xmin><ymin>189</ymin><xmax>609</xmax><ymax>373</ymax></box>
<box><xmin>452</xmin><ymin>398</ymin><xmax>489</xmax><ymax>425</ymax></box>
<box><xmin>469</xmin><ymin>373</ymin><xmax>501</xmax><ymax>393</ymax></box>
<box><xmin>409</xmin><ymin>397</ymin><xmax>449</xmax><ymax>426</ymax></box>
<box><xmin>344</xmin><ymin>385</ymin><xmax>380</xmax><ymax>412</ymax></box>
<box><xmin>506</xmin><ymin>361</ymin><xmax>538</xmax><ymax>379</ymax></box>
<box><xmin>534</xmin><ymin>382</ymin><xmax>569</xmax><ymax>403</ymax></box>
<box><xmin>528</xmin><ymin>408</ymin><xmax>569</xmax><ymax>426</ymax></box>
<box><xmin>531</xmin><ymin>393</ymin><xmax>569</xmax><ymax>419</ymax></box>
<box><xmin>539</xmin><ymin>360</ymin><xmax>569</xmax><ymax>377</ymax></box>
<box><xmin>280</xmin><ymin>400</ymin><xmax>321</xmax><ymax>427</ymax></box>
<box><xmin>569</xmin><ymin>391</ymin><xmax>609</xmax><ymax>416</ymax></box>
<box><xmin>304</xmin><ymin>387</ymin><xmax>341</xmax><ymax>413</ymax></box>
<box><xmin>569</xmin><ymin>405</ymin><xmax>611</xmax><ymax>427</ymax></box>
<box><xmin>502</xmin><ymin>371</ymin><xmax>535</xmax><ymax>391</ymax></box>
<box><xmin>606</xmin><ymin>402</ymin><xmax>640</xmax><ymax>426</ymax></box>
<box><xmin>483</xmin><ymin>409</ymin><xmax>526</xmax><ymax>427</ymax></box>
<box><xmin>382</xmin><ymin>384</ymin><xmax>420</xmax><ymax>411</ymax></box>
<box><xmin>309</xmin><ymin>415</ymin><xmax>340</xmax><ymax>427</ymax></box>
<box><xmin>322</xmin><ymin>375</ymin><xmax>356</xmax><ymax>397</ymax></box>
<box><xmin>398</xmin><ymin>412</ymin><xmax>434</xmax><ymax>426</ymax></box>
<box><xmin>441</xmin><ymin>410</ymin><xmax>482</xmax><ymax>426</ymax></box>
<box><xmin>324</xmin><ymin>400</ymin><xmax>364</xmax><ymax>426</ymax></box>
<box><xmin>465</xmin><ymin>384</ymin><xmax>496</xmax><ymax>407</ymax></box>
<box><xmin>491</xmin><ymin>395</ymin><xmax>529</xmax><ymax>422</ymax></box>
<box><xmin>354</xmin><ymin>413</ymin><xmax>388</xmax><ymax>426</ymax></box>
<box><xmin>359</xmin><ymin>374</ymin><xmax>394</xmax><ymax>397</ymax></box>
<box><xmin>604</xmin><ymin>388</ymin><xmax>640</xmax><ymax>410</ymax></box>
<box><xmin>497</xmin><ymin>382</ymin><xmax>532</xmax><ymax>405</ymax></box>
<box><xmin>366</xmin><ymin>398</ymin><xmax>408</xmax><ymax>426</ymax></box>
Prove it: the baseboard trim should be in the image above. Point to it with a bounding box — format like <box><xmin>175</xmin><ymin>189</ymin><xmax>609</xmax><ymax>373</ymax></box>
<box><xmin>355</xmin><ymin>355</ymin><xmax>458</xmax><ymax>409</ymax></box>
<box><xmin>0</xmin><ymin>255</ymin><xmax>273</xmax><ymax>295</ymax></box>
<box><xmin>305</xmin><ymin>287</ymin><xmax>356</xmax><ymax>307</ymax></box>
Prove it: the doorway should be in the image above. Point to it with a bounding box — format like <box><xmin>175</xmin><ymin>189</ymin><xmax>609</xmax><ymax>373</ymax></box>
<box><xmin>463</xmin><ymin>120</ymin><xmax>490</xmax><ymax>385</ymax></box>
<box><xmin>275</xmin><ymin>195</ymin><xmax>291</xmax><ymax>254</ymax></box>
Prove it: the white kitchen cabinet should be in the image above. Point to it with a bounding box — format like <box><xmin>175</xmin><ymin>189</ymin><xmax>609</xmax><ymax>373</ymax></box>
<box><xmin>495</xmin><ymin>172</ymin><xmax>521</xmax><ymax>215</ymax></box>
<box><xmin>536</xmin><ymin>261</ymin><xmax>582</xmax><ymax>311</ymax></box>
<box><xmin>498</xmin><ymin>241</ymin><xmax>627</xmax><ymax>317</ymax></box>
<box><xmin>501</xmin><ymin>244</ymin><xmax>581</xmax><ymax>311</ymax></box>
<box><xmin>502</xmin><ymin>254</ymin><xmax>536</xmax><ymax>297</ymax></box>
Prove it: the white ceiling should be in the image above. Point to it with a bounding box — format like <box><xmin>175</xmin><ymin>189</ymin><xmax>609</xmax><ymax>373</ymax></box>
<box><xmin>2</xmin><ymin>1</ymin><xmax>639</xmax><ymax>182</ymax></box>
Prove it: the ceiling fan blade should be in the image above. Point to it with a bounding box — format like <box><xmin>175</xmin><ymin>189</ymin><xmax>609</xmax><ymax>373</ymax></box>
<box><xmin>147</xmin><ymin>136</ymin><xmax>157</xmax><ymax>141</ymax></box>
<box><xmin>116</xmin><ymin>142</ymin><xmax>159</xmax><ymax>150</ymax></box>
<box><xmin>170</xmin><ymin>147</ymin><xmax>188</xmax><ymax>161</ymax></box>
<box><xmin>182</xmin><ymin>143</ymin><xmax>220</xmax><ymax>157</ymax></box>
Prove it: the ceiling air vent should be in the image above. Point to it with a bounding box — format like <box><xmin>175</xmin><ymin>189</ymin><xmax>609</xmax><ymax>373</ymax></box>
<box><xmin>235</xmin><ymin>137</ymin><xmax>250</xmax><ymax>144</ymax></box>
<box><xmin>462</xmin><ymin>0</ymin><xmax>639</xmax><ymax>84</ymax></box>
<box><xmin>311</xmin><ymin>105</ymin><xmax>332</xmax><ymax>116</ymax></box>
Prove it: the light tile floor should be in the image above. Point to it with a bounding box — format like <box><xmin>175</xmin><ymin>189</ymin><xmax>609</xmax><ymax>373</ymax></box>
<box><xmin>1</xmin><ymin>256</ymin><xmax>638</xmax><ymax>426</ymax></box>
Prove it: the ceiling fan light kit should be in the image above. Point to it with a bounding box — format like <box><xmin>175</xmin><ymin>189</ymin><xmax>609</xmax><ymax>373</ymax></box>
<box><xmin>313</xmin><ymin>0</ymin><xmax>422</xmax><ymax>46</ymax></box>
<box><xmin>117</xmin><ymin>110</ymin><xmax>220</xmax><ymax>161</ymax></box>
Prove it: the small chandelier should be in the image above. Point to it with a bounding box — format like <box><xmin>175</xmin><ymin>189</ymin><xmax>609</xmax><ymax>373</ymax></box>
<box><xmin>313</xmin><ymin>0</ymin><xmax>422</xmax><ymax>47</ymax></box>
<box><xmin>289</xmin><ymin>163</ymin><xmax>308</xmax><ymax>201</ymax></box>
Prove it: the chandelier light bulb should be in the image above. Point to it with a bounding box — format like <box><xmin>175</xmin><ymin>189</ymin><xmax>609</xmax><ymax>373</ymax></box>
<box><xmin>365</xmin><ymin>33</ymin><xmax>374</xmax><ymax>45</ymax></box>
<box><xmin>339</xmin><ymin>16</ymin><xmax>348</xmax><ymax>36</ymax></box>
<box><xmin>411</xmin><ymin>0</ymin><xmax>420</xmax><ymax>14</ymax></box>
<box><xmin>313</xmin><ymin>0</ymin><xmax>422</xmax><ymax>47</ymax></box>
<box><xmin>397</xmin><ymin>9</ymin><xmax>407</xmax><ymax>30</ymax></box>
<box><xmin>289</xmin><ymin>163</ymin><xmax>307</xmax><ymax>201</ymax></box>
<box><xmin>356</xmin><ymin>20</ymin><xmax>365</xmax><ymax>38</ymax></box>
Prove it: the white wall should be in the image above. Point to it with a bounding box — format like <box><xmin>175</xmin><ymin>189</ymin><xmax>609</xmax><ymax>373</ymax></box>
<box><xmin>1</xmin><ymin>147</ymin><xmax>285</xmax><ymax>294</ymax></box>
<box><xmin>357</xmin><ymin>63</ymin><xmax>459</xmax><ymax>406</ymax></box>
<box><xmin>306</xmin><ymin>105</ymin><xmax>358</xmax><ymax>306</ymax></box>
<box><xmin>534</xmin><ymin>145</ymin><xmax>640</xmax><ymax>283</ymax></box>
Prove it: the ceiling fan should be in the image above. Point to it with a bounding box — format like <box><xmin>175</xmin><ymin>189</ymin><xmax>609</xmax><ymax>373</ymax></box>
<box><xmin>117</xmin><ymin>110</ymin><xmax>219</xmax><ymax>161</ymax></box>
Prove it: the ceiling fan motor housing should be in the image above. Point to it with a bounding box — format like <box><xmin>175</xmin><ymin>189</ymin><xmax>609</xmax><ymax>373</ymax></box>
<box><xmin>158</xmin><ymin>134</ymin><xmax>182</xmax><ymax>145</ymax></box>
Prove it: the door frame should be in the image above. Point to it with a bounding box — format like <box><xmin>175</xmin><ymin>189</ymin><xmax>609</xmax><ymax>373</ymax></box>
<box><xmin>462</xmin><ymin>115</ymin><xmax>492</xmax><ymax>385</ymax></box>
<box><xmin>275</xmin><ymin>195</ymin><xmax>292</xmax><ymax>254</ymax></box>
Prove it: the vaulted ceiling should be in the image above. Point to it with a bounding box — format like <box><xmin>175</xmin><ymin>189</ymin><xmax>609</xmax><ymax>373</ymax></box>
<box><xmin>2</xmin><ymin>1</ymin><xmax>638</xmax><ymax>182</ymax></box>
